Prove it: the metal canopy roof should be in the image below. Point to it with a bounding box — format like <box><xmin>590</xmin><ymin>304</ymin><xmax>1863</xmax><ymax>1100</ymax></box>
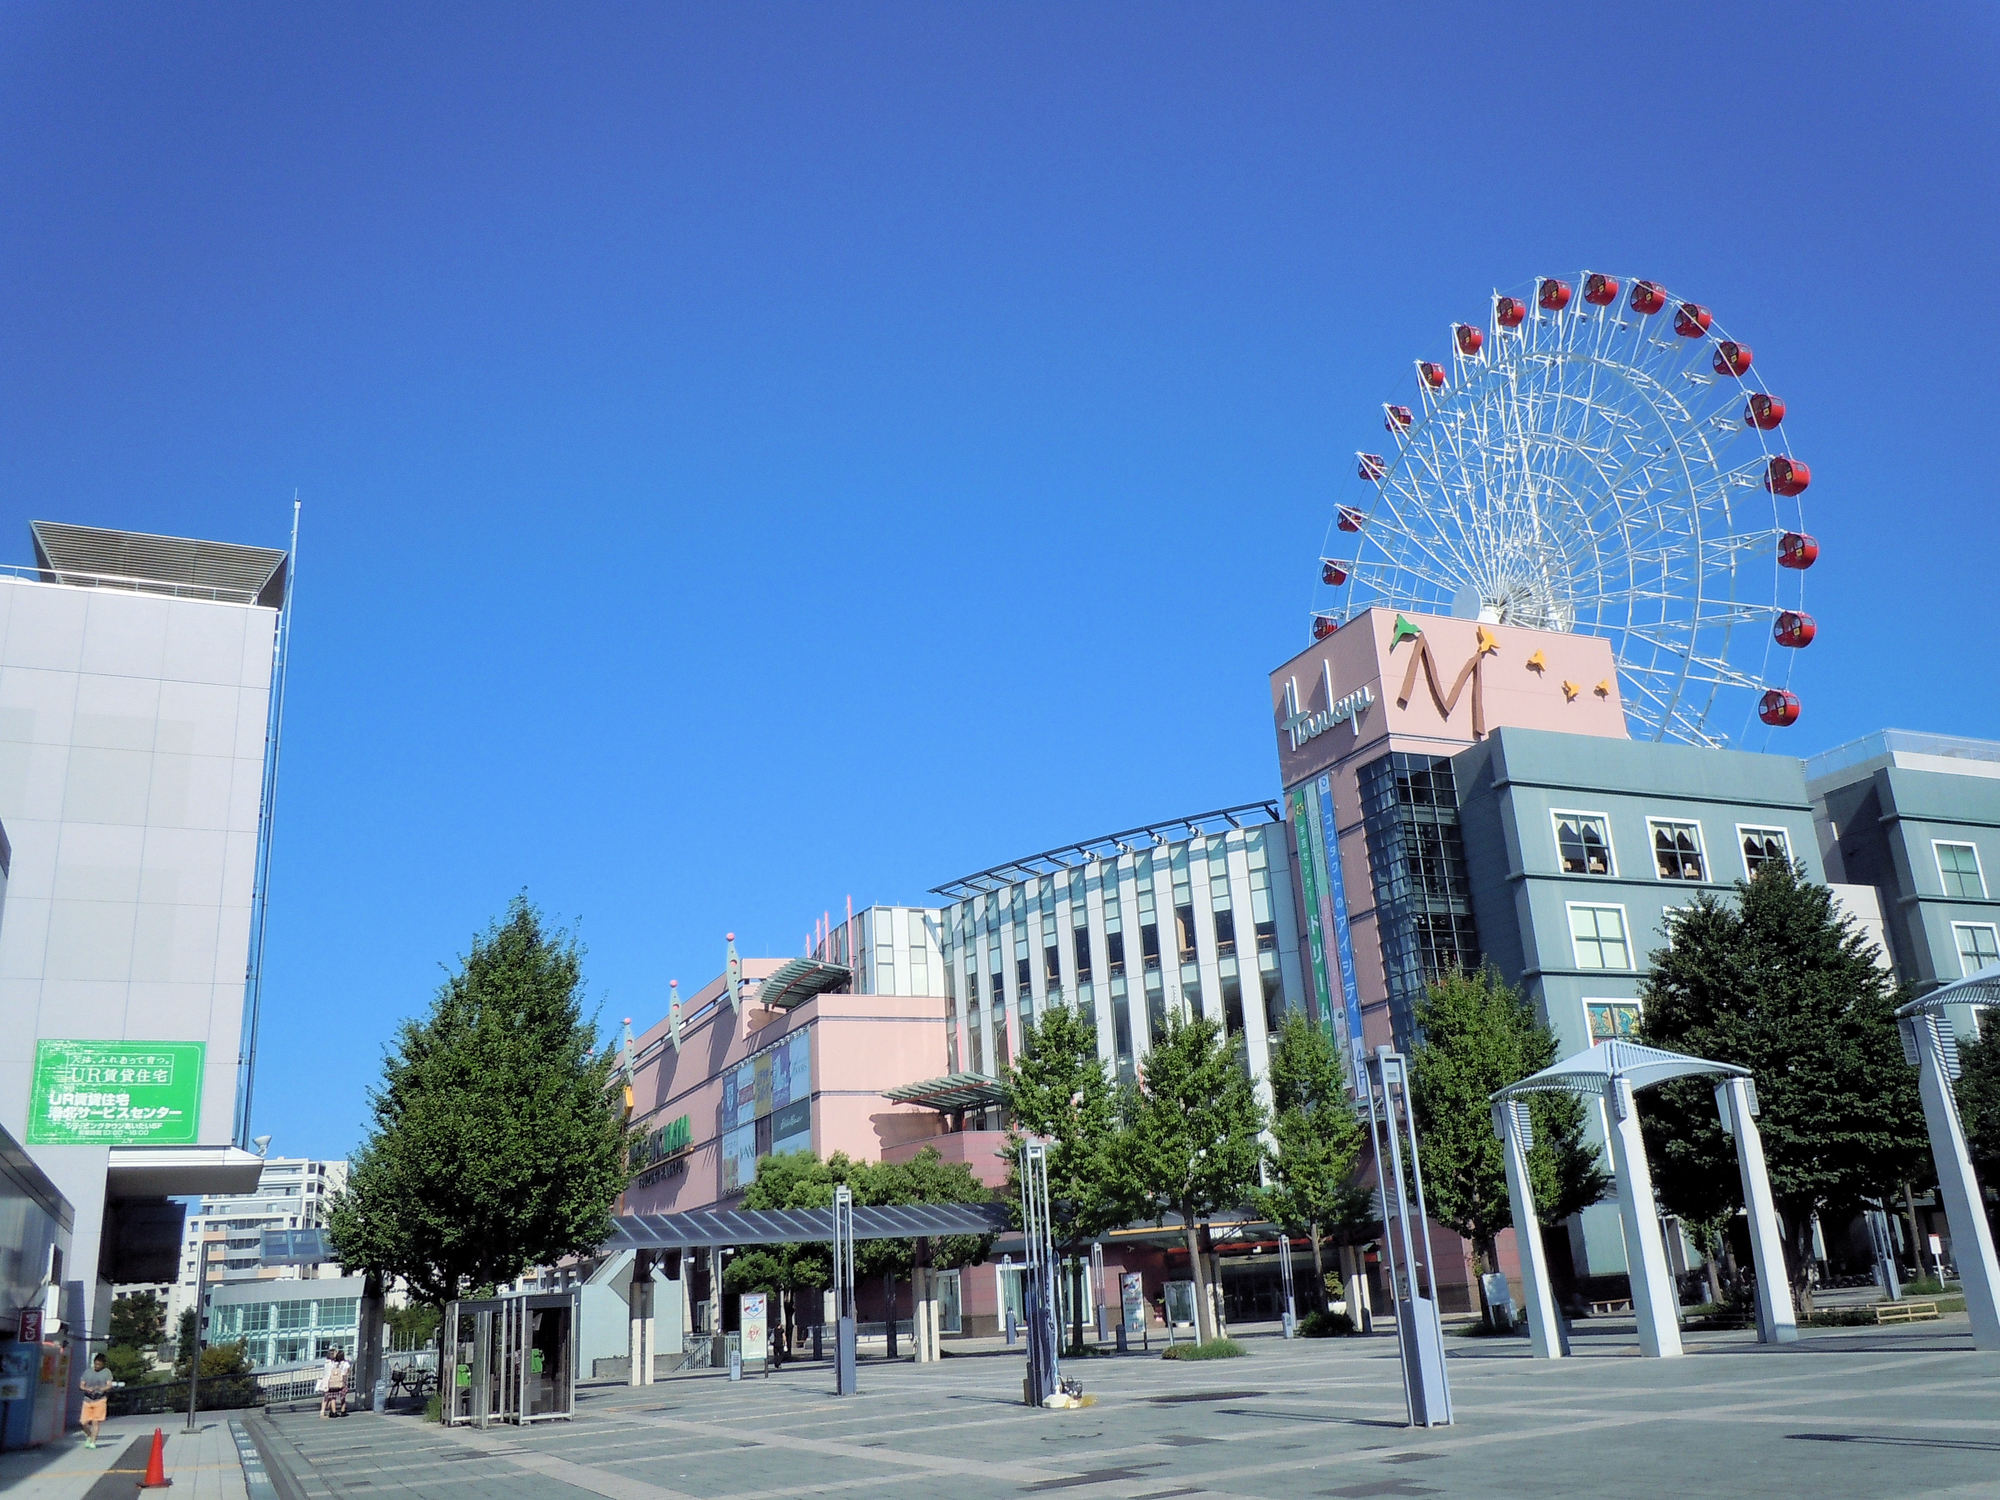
<box><xmin>880</xmin><ymin>1072</ymin><xmax>1006</xmax><ymax>1111</ymax></box>
<box><xmin>1491</xmin><ymin>1038</ymin><xmax>1748</xmax><ymax>1102</ymax></box>
<box><xmin>757</xmin><ymin>956</ymin><xmax>852</xmax><ymax>1009</ymax></box>
<box><xmin>31</xmin><ymin>520</ymin><xmax>289</xmax><ymax>607</ymax></box>
<box><xmin>932</xmin><ymin>802</ymin><xmax>1284</xmax><ymax>899</ymax></box>
<box><xmin>1899</xmin><ymin>961</ymin><xmax>2000</xmax><ymax>1017</ymax></box>
<box><xmin>260</xmin><ymin>1228</ymin><xmax>331</xmax><ymax>1267</ymax></box>
<box><xmin>603</xmin><ymin>1201</ymin><xmax>1009</xmax><ymax>1252</ymax></box>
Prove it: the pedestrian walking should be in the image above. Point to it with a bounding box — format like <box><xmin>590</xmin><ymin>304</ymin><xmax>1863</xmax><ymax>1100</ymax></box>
<box><xmin>77</xmin><ymin>1353</ymin><xmax>116</xmax><ymax>1447</ymax></box>
<box><xmin>317</xmin><ymin>1347</ymin><xmax>350</xmax><ymax>1418</ymax></box>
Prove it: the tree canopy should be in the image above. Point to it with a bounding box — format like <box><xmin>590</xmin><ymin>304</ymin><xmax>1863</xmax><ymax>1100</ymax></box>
<box><xmin>326</xmin><ymin>897</ymin><xmax>632</xmax><ymax>1306</ymax></box>
<box><xmin>1407</xmin><ymin>969</ymin><xmax>1607</xmax><ymax>1306</ymax></box>
<box><xmin>1258</xmin><ymin>1015</ymin><xmax>1370</xmax><ymax>1242</ymax></box>
<box><xmin>1002</xmin><ymin>1002</ymin><xmax>1134</xmax><ymax>1255</ymax></box>
<box><xmin>110</xmin><ymin>1290</ymin><xmax>166</xmax><ymax>1351</ymax></box>
<box><xmin>1638</xmin><ymin>861</ymin><xmax>1927</xmax><ymax>1301</ymax></box>
<box><xmin>1121</xmin><ymin>1012</ymin><xmax>1267</xmax><ymax>1342</ymax></box>
<box><xmin>721</xmin><ymin>1146</ymin><xmax>995</xmax><ymax>1309</ymax></box>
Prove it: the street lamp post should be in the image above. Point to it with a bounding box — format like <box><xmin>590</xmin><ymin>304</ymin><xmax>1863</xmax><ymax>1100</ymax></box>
<box><xmin>185</xmin><ymin>1235</ymin><xmax>213</xmax><ymax>1433</ymax></box>
<box><xmin>1361</xmin><ymin>1046</ymin><xmax>1452</xmax><ymax>1427</ymax></box>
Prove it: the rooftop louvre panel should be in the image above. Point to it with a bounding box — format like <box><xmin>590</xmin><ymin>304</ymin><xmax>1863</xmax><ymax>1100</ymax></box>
<box><xmin>28</xmin><ymin>519</ymin><xmax>289</xmax><ymax>607</ymax></box>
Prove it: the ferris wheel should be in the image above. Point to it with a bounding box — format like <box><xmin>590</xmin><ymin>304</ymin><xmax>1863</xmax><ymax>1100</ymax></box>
<box><xmin>1313</xmin><ymin>272</ymin><xmax>1818</xmax><ymax>747</ymax></box>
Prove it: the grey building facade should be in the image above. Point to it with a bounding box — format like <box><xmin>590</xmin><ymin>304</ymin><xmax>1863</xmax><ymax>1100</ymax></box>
<box><xmin>1810</xmin><ymin>730</ymin><xmax>2000</xmax><ymax>1011</ymax></box>
<box><xmin>1454</xmin><ymin>727</ymin><xmax>1828</xmax><ymax>1056</ymax></box>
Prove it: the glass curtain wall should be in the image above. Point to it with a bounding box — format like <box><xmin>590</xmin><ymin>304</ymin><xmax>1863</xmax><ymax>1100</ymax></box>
<box><xmin>940</xmin><ymin>819</ymin><xmax>1301</xmax><ymax>1087</ymax></box>
<box><xmin>1357</xmin><ymin>752</ymin><xmax>1482</xmax><ymax>1048</ymax></box>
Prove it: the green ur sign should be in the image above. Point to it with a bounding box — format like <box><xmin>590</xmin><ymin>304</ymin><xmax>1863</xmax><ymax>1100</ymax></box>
<box><xmin>27</xmin><ymin>1040</ymin><xmax>204</xmax><ymax>1145</ymax></box>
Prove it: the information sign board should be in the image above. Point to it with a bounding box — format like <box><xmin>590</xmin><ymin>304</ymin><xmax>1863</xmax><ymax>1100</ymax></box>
<box><xmin>739</xmin><ymin>1293</ymin><xmax>767</xmax><ymax>1366</ymax></box>
<box><xmin>1120</xmin><ymin>1272</ymin><xmax>1145</xmax><ymax>1334</ymax></box>
<box><xmin>26</xmin><ymin>1040</ymin><xmax>204</xmax><ymax>1145</ymax></box>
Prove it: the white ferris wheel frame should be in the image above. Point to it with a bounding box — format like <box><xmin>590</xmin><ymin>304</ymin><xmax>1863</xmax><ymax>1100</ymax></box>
<box><xmin>1317</xmin><ymin>273</ymin><xmax>1809</xmax><ymax>748</ymax></box>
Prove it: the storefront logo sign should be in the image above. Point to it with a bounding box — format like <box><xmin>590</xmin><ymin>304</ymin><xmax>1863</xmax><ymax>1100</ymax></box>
<box><xmin>1280</xmin><ymin>660</ymin><xmax>1375</xmax><ymax>751</ymax></box>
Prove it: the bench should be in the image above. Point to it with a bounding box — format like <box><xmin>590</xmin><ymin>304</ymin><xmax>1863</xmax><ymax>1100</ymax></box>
<box><xmin>1588</xmin><ymin>1299</ymin><xmax>1633</xmax><ymax>1316</ymax></box>
<box><xmin>1872</xmin><ymin>1301</ymin><xmax>1939</xmax><ymax>1325</ymax></box>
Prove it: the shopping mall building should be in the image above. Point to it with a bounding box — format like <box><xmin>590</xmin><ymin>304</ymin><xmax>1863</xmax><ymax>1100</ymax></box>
<box><xmin>614</xmin><ymin>605</ymin><xmax>2000</xmax><ymax>1332</ymax></box>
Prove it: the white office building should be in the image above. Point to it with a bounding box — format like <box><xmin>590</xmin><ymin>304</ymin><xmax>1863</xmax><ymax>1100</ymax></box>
<box><xmin>160</xmin><ymin>1156</ymin><xmax>346</xmax><ymax>1327</ymax></box>
<box><xmin>0</xmin><ymin>521</ymin><xmax>291</xmax><ymax>1369</ymax></box>
<box><xmin>927</xmin><ymin>805</ymin><xmax>1310</xmax><ymax>1094</ymax></box>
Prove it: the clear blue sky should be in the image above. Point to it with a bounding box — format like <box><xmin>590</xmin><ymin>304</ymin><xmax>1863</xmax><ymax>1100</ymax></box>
<box><xmin>3</xmin><ymin>5</ymin><xmax>1995</xmax><ymax>1160</ymax></box>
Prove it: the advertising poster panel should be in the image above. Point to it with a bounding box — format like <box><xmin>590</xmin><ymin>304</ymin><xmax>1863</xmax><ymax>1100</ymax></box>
<box><xmin>739</xmin><ymin>1293</ymin><xmax>767</xmax><ymax>1366</ymax></box>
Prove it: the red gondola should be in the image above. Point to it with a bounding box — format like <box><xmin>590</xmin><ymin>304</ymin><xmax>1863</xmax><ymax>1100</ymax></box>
<box><xmin>1713</xmin><ymin>341</ymin><xmax>1753</xmax><ymax>377</ymax></box>
<box><xmin>1455</xmin><ymin>324</ymin><xmax>1484</xmax><ymax>356</ymax></box>
<box><xmin>1745</xmin><ymin>392</ymin><xmax>1785</xmax><ymax>429</ymax></box>
<box><xmin>1418</xmin><ymin>361</ymin><xmax>1447</xmax><ymax>389</ymax></box>
<box><xmin>1358</xmin><ymin>453</ymin><xmax>1387</xmax><ymax>481</ymax></box>
<box><xmin>1765</xmin><ymin>457</ymin><xmax>1811</xmax><ymax>496</ymax></box>
<box><xmin>1313</xmin><ymin>616</ymin><xmax>1338</xmax><ymax>640</ymax></box>
<box><xmin>1758</xmin><ymin>688</ymin><xmax>1801</xmax><ymax>727</ymax></box>
<box><xmin>1673</xmin><ymin>303</ymin><xmax>1712</xmax><ymax>336</ymax></box>
<box><xmin>1629</xmin><ymin>280</ymin><xmax>1667</xmax><ymax>314</ymax></box>
<box><xmin>1539</xmin><ymin>278</ymin><xmax>1573</xmax><ymax>310</ymax></box>
<box><xmin>1384</xmin><ymin>404</ymin><xmax>1413</xmax><ymax>430</ymax></box>
<box><xmin>1774</xmin><ymin>611</ymin><xmax>1816</xmax><ymax>648</ymax></box>
<box><xmin>1778</xmin><ymin>532</ymin><xmax>1818</xmax><ymax>569</ymax></box>
<box><xmin>1322</xmin><ymin>560</ymin><xmax>1349</xmax><ymax>586</ymax></box>
<box><xmin>1496</xmin><ymin>296</ymin><xmax>1529</xmax><ymax>328</ymax></box>
<box><xmin>1337</xmin><ymin>506</ymin><xmax>1365</xmax><ymax>532</ymax></box>
<box><xmin>1583</xmin><ymin>273</ymin><xmax>1620</xmax><ymax>306</ymax></box>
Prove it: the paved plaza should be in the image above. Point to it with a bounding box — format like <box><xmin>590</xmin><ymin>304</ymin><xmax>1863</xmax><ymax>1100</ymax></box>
<box><xmin>227</xmin><ymin>1318</ymin><xmax>2000</xmax><ymax>1500</ymax></box>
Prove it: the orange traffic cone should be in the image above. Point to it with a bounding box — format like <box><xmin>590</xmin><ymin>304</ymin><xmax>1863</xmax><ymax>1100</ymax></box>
<box><xmin>139</xmin><ymin>1426</ymin><xmax>172</xmax><ymax>1488</ymax></box>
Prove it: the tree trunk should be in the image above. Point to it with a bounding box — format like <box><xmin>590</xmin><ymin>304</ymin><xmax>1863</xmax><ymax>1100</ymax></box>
<box><xmin>1310</xmin><ymin>1225</ymin><xmax>1326</xmax><ymax>1312</ymax></box>
<box><xmin>1902</xmin><ymin>1183</ymin><xmax>1927</xmax><ymax>1280</ymax></box>
<box><xmin>1473</xmin><ymin>1236</ymin><xmax>1496</xmax><ymax>1326</ymax></box>
<box><xmin>1070</xmin><ymin>1259</ymin><xmax>1086</xmax><ymax>1354</ymax></box>
<box><xmin>1783</xmin><ymin>1217</ymin><xmax>1816</xmax><ymax>1320</ymax></box>
<box><xmin>1703</xmin><ymin>1252</ymin><xmax>1723</xmax><ymax>1307</ymax></box>
<box><xmin>1182</xmin><ymin>1217</ymin><xmax>1216</xmax><ymax>1343</ymax></box>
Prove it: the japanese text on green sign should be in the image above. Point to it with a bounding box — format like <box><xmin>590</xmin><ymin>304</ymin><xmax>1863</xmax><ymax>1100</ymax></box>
<box><xmin>27</xmin><ymin>1040</ymin><xmax>204</xmax><ymax>1145</ymax></box>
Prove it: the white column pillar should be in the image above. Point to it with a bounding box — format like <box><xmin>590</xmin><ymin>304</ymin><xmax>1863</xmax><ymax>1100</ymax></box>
<box><xmin>1714</xmin><ymin>1078</ymin><xmax>1797</xmax><ymax>1344</ymax></box>
<box><xmin>1493</xmin><ymin>1100</ymin><xmax>1562</xmax><ymax>1359</ymax></box>
<box><xmin>1912</xmin><ymin>1017</ymin><xmax>2000</xmax><ymax>1350</ymax></box>
<box><xmin>1602</xmin><ymin>1082</ymin><xmax>1682</xmax><ymax>1358</ymax></box>
<box><xmin>627</xmin><ymin>1252</ymin><xmax>648</xmax><ymax>1387</ymax></box>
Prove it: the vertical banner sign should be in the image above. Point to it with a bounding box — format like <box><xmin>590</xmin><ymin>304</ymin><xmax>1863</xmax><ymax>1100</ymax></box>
<box><xmin>1286</xmin><ymin>788</ymin><xmax>1336</xmax><ymax>1036</ymax></box>
<box><xmin>739</xmin><ymin>1293</ymin><xmax>767</xmax><ymax>1366</ymax></box>
<box><xmin>1120</xmin><ymin>1272</ymin><xmax>1145</xmax><ymax>1334</ymax></box>
<box><xmin>27</xmin><ymin>1040</ymin><xmax>204</xmax><ymax>1145</ymax></box>
<box><xmin>1315</xmin><ymin>772</ymin><xmax>1367</xmax><ymax>1075</ymax></box>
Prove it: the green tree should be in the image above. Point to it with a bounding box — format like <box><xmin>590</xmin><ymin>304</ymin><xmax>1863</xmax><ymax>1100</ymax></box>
<box><xmin>1257</xmin><ymin>1015</ymin><xmax>1370</xmax><ymax>1309</ymax></box>
<box><xmin>1959</xmin><ymin>1031</ymin><xmax>2000</xmax><ymax>1240</ymax></box>
<box><xmin>722</xmin><ymin>1148</ymin><xmax>992</xmax><ymax>1349</ymax></box>
<box><xmin>109</xmin><ymin>1290</ymin><xmax>166</xmax><ymax>1351</ymax></box>
<box><xmin>326</xmin><ymin>898</ymin><xmax>632</xmax><ymax>1313</ymax></box>
<box><xmin>384</xmin><ymin>1303</ymin><xmax>441</xmax><ymax>1351</ymax></box>
<box><xmin>1122</xmin><ymin>1013</ymin><xmax>1267</xmax><ymax>1343</ymax></box>
<box><xmin>1003</xmin><ymin>1003</ymin><xmax>1135</xmax><ymax>1351</ymax></box>
<box><xmin>1408</xmin><ymin>969</ymin><xmax>1608</xmax><ymax>1322</ymax></box>
<box><xmin>1638</xmin><ymin>861</ymin><xmax>1927</xmax><ymax>1315</ymax></box>
<box><xmin>724</xmin><ymin>1151</ymin><xmax>841</xmax><ymax>1350</ymax></box>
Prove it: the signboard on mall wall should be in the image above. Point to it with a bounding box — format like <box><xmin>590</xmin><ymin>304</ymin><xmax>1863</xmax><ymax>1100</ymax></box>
<box><xmin>26</xmin><ymin>1040</ymin><xmax>204</xmax><ymax>1145</ymax></box>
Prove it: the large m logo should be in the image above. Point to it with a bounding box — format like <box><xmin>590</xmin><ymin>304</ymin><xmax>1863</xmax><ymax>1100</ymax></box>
<box><xmin>1393</xmin><ymin>618</ymin><xmax>1496</xmax><ymax>739</ymax></box>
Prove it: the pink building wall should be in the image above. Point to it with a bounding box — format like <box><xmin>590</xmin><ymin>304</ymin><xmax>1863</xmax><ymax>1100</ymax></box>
<box><xmin>621</xmin><ymin>958</ymin><xmax>953</xmax><ymax>1216</ymax></box>
<box><xmin>1270</xmin><ymin>606</ymin><xmax>1628</xmax><ymax>1051</ymax></box>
